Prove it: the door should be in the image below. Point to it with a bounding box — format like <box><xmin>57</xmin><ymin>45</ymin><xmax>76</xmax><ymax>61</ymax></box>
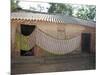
<box><xmin>81</xmin><ymin>33</ymin><xmax>91</xmax><ymax>53</ymax></box>
<box><xmin>20</xmin><ymin>24</ymin><xmax>36</xmax><ymax>56</ymax></box>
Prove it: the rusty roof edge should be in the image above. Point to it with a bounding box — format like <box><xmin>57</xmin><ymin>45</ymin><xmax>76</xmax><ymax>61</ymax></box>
<box><xmin>11</xmin><ymin>12</ymin><xmax>96</xmax><ymax>27</ymax></box>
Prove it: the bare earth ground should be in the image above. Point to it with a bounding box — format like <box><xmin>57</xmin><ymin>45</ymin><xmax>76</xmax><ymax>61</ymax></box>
<box><xmin>11</xmin><ymin>53</ymin><xmax>95</xmax><ymax>74</ymax></box>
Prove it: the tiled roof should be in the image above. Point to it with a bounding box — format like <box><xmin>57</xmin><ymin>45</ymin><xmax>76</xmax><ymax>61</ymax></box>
<box><xmin>11</xmin><ymin>11</ymin><xmax>96</xmax><ymax>27</ymax></box>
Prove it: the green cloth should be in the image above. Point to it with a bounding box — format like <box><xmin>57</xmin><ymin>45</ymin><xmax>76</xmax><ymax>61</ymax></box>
<box><xmin>15</xmin><ymin>32</ymin><xmax>30</xmax><ymax>51</ymax></box>
<box><xmin>20</xmin><ymin>35</ymin><xmax>30</xmax><ymax>50</ymax></box>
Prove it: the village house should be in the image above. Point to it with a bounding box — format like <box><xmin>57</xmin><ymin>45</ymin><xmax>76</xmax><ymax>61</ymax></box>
<box><xmin>11</xmin><ymin>10</ymin><xmax>96</xmax><ymax>57</ymax></box>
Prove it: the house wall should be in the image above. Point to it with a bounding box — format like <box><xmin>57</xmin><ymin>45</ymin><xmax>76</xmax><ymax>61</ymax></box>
<box><xmin>11</xmin><ymin>20</ymin><xmax>20</xmax><ymax>57</ymax></box>
<box><xmin>11</xmin><ymin>19</ymin><xmax>95</xmax><ymax>57</ymax></box>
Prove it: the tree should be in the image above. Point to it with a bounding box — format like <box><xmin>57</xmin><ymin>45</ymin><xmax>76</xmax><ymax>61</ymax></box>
<box><xmin>11</xmin><ymin>0</ymin><xmax>16</xmax><ymax>12</ymax></box>
<box><xmin>75</xmin><ymin>5</ymin><xmax>96</xmax><ymax>20</ymax></box>
<box><xmin>48</xmin><ymin>3</ymin><xmax>73</xmax><ymax>15</ymax></box>
<box><xmin>48</xmin><ymin>3</ymin><xmax>96</xmax><ymax>21</ymax></box>
<box><xmin>48</xmin><ymin>3</ymin><xmax>57</xmax><ymax>13</ymax></box>
<box><xmin>87</xmin><ymin>5</ymin><xmax>96</xmax><ymax>20</ymax></box>
<box><xmin>11</xmin><ymin>0</ymin><xmax>21</xmax><ymax>12</ymax></box>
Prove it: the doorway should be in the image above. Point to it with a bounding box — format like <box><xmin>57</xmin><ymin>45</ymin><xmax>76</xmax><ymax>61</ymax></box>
<box><xmin>81</xmin><ymin>33</ymin><xmax>91</xmax><ymax>53</ymax></box>
<box><xmin>20</xmin><ymin>24</ymin><xmax>36</xmax><ymax>56</ymax></box>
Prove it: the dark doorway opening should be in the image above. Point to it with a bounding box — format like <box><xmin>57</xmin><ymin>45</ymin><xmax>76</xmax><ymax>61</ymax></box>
<box><xmin>21</xmin><ymin>24</ymin><xmax>36</xmax><ymax>36</ymax></box>
<box><xmin>81</xmin><ymin>33</ymin><xmax>91</xmax><ymax>53</ymax></box>
<box><xmin>20</xmin><ymin>24</ymin><xmax>36</xmax><ymax>56</ymax></box>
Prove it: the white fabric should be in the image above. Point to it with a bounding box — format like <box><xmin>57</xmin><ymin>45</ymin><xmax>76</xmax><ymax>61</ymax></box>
<box><xmin>35</xmin><ymin>28</ymin><xmax>81</xmax><ymax>55</ymax></box>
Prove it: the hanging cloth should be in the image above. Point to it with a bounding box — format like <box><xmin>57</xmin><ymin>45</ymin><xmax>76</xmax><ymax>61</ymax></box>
<box><xmin>20</xmin><ymin>35</ymin><xmax>30</xmax><ymax>51</ymax></box>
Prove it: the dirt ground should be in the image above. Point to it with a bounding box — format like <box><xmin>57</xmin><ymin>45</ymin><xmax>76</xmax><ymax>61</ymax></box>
<box><xmin>11</xmin><ymin>53</ymin><xmax>95</xmax><ymax>74</ymax></box>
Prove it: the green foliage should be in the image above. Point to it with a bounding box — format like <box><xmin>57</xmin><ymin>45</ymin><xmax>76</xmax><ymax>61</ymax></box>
<box><xmin>48</xmin><ymin>3</ymin><xmax>96</xmax><ymax>21</ymax></box>
<box><xmin>48</xmin><ymin>3</ymin><xmax>73</xmax><ymax>15</ymax></box>
<box><xmin>11</xmin><ymin>0</ymin><xmax>16</xmax><ymax>12</ymax></box>
<box><xmin>75</xmin><ymin>5</ymin><xmax>96</xmax><ymax>20</ymax></box>
<box><xmin>48</xmin><ymin>3</ymin><xmax>57</xmax><ymax>13</ymax></box>
<box><xmin>87</xmin><ymin>6</ymin><xmax>96</xmax><ymax>20</ymax></box>
<box><xmin>11</xmin><ymin>0</ymin><xmax>21</xmax><ymax>12</ymax></box>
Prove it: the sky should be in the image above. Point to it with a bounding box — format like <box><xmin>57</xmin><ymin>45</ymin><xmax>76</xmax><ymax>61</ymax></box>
<box><xmin>16</xmin><ymin>0</ymin><xmax>96</xmax><ymax>5</ymax></box>
<box><xmin>19</xmin><ymin>1</ymin><xmax>50</xmax><ymax>12</ymax></box>
<box><xmin>18</xmin><ymin>0</ymin><xmax>96</xmax><ymax>13</ymax></box>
